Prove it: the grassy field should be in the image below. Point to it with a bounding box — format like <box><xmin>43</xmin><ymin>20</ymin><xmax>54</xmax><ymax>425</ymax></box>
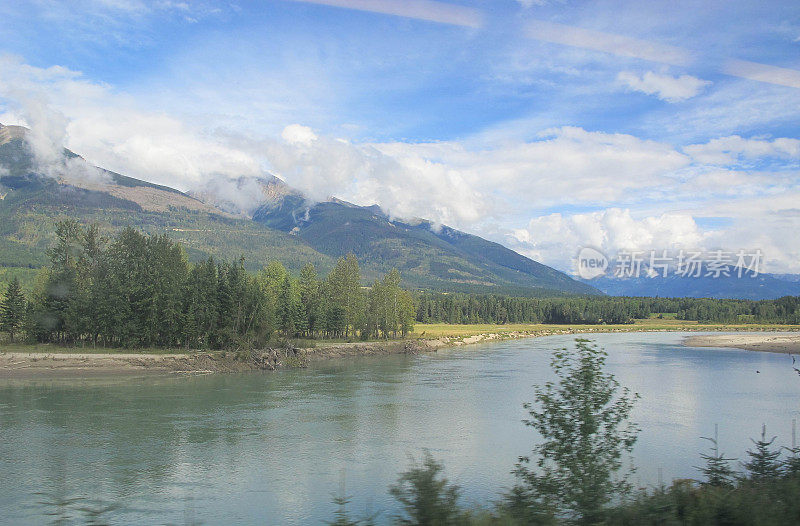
<box><xmin>410</xmin><ymin>319</ymin><xmax>800</xmax><ymax>339</ymax></box>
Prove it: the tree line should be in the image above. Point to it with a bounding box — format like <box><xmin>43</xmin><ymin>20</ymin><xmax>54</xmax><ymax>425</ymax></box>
<box><xmin>415</xmin><ymin>293</ymin><xmax>650</xmax><ymax>324</ymax></box>
<box><xmin>414</xmin><ymin>292</ymin><xmax>800</xmax><ymax>325</ymax></box>
<box><xmin>0</xmin><ymin>220</ymin><xmax>414</xmax><ymax>348</ymax></box>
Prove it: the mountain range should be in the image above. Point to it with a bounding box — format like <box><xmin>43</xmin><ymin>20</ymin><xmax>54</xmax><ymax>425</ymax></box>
<box><xmin>0</xmin><ymin>123</ymin><xmax>598</xmax><ymax>296</ymax></box>
<box><xmin>583</xmin><ymin>272</ymin><xmax>800</xmax><ymax>300</ymax></box>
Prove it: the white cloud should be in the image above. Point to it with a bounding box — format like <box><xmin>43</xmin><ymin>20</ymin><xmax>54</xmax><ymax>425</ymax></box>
<box><xmin>263</xmin><ymin>129</ymin><xmax>377</xmax><ymax>203</ymax></box>
<box><xmin>44</xmin><ymin>0</ymin><xmax>221</xmax><ymax>20</ymax></box>
<box><xmin>281</xmin><ymin>124</ymin><xmax>318</xmax><ymax>145</ymax></box>
<box><xmin>505</xmin><ymin>186</ymin><xmax>800</xmax><ymax>274</ymax></box>
<box><xmin>0</xmin><ymin>59</ymin><xmax>75</xmax><ymax>164</ymax></box>
<box><xmin>346</xmin><ymin>146</ymin><xmax>492</xmax><ymax>226</ymax></box>
<box><xmin>372</xmin><ymin>127</ymin><xmax>690</xmax><ymax>210</ymax></box>
<box><xmin>0</xmin><ymin>65</ymin><xmax>112</xmax><ymax>183</ymax></box>
<box><xmin>13</xmin><ymin>93</ymin><xmax>70</xmax><ymax>167</ymax></box>
<box><xmin>684</xmin><ymin>135</ymin><xmax>800</xmax><ymax>165</ymax></box>
<box><xmin>190</xmin><ymin>175</ymin><xmax>266</xmax><ymax>215</ymax></box>
<box><xmin>509</xmin><ymin>209</ymin><xmax>706</xmax><ymax>270</ymax></box>
<box><xmin>640</xmin><ymin>79</ymin><xmax>800</xmax><ymax>142</ymax></box>
<box><xmin>92</xmin><ymin>0</ymin><xmax>149</xmax><ymax>13</ymax></box>
<box><xmin>522</xmin><ymin>19</ymin><xmax>800</xmax><ymax>91</ymax></box>
<box><xmin>617</xmin><ymin>71</ymin><xmax>710</xmax><ymax>102</ymax></box>
<box><xmin>722</xmin><ymin>59</ymin><xmax>800</xmax><ymax>90</ymax></box>
<box><xmin>217</xmin><ymin>125</ymin><xmax>692</xmax><ymax>230</ymax></box>
<box><xmin>516</xmin><ymin>0</ymin><xmax>547</xmax><ymax>7</ymax></box>
<box><xmin>524</xmin><ymin>20</ymin><xmax>695</xmax><ymax>67</ymax></box>
<box><xmin>0</xmin><ymin>55</ymin><xmax>262</xmax><ymax>190</ymax></box>
<box><xmin>695</xmin><ymin>193</ymin><xmax>800</xmax><ymax>274</ymax></box>
<box><xmin>284</xmin><ymin>0</ymin><xmax>483</xmax><ymax>28</ymax></box>
<box><xmin>222</xmin><ymin>126</ymin><xmax>492</xmax><ymax>226</ymax></box>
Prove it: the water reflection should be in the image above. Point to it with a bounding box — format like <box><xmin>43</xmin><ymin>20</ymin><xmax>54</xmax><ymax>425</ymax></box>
<box><xmin>1</xmin><ymin>332</ymin><xmax>798</xmax><ymax>524</ymax></box>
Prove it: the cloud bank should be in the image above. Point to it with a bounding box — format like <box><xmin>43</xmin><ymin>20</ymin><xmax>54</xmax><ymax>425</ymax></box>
<box><xmin>0</xmin><ymin>54</ymin><xmax>262</xmax><ymax>191</ymax></box>
<box><xmin>510</xmin><ymin>209</ymin><xmax>706</xmax><ymax>269</ymax></box>
<box><xmin>684</xmin><ymin>135</ymin><xmax>800</xmax><ymax>165</ymax></box>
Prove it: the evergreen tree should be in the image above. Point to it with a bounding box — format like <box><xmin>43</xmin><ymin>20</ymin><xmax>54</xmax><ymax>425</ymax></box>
<box><xmin>0</xmin><ymin>277</ymin><xmax>26</xmax><ymax>342</ymax></box>
<box><xmin>214</xmin><ymin>262</ymin><xmax>235</xmax><ymax>347</ymax></box>
<box><xmin>278</xmin><ymin>276</ymin><xmax>296</xmax><ymax>337</ymax></box>
<box><xmin>184</xmin><ymin>258</ymin><xmax>219</xmax><ymax>348</ymax></box>
<box><xmin>99</xmin><ymin>228</ymin><xmax>151</xmax><ymax>347</ymax></box>
<box><xmin>42</xmin><ymin>219</ymin><xmax>83</xmax><ymax>341</ymax></box>
<box><xmin>327</xmin><ymin>256</ymin><xmax>361</xmax><ymax>338</ymax></box>
<box><xmin>64</xmin><ymin>223</ymin><xmax>105</xmax><ymax>344</ymax></box>
<box><xmin>784</xmin><ymin>446</ymin><xmax>800</xmax><ymax>479</ymax></box>
<box><xmin>144</xmin><ymin>234</ymin><xmax>188</xmax><ymax>347</ymax></box>
<box><xmin>695</xmin><ymin>428</ymin><xmax>737</xmax><ymax>487</ymax></box>
<box><xmin>343</xmin><ymin>254</ymin><xmax>364</xmax><ymax>338</ymax></box>
<box><xmin>743</xmin><ymin>424</ymin><xmax>783</xmax><ymax>482</ymax></box>
<box><xmin>224</xmin><ymin>259</ymin><xmax>245</xmax><ymax>338</ymax></box>
<box><xmin>323</xmin><ymin>267</ymin><xmax>346</xmax><ymax>339</ymax></box>
<box><xmin>22</xmin><ymin>300</ymin><xmax>45</xmax><ymax>343</ymax></box>
<box><xmin>299</xmin><ymin>263</ymin><xmax>320</xmax><ymax>337</ymax></box>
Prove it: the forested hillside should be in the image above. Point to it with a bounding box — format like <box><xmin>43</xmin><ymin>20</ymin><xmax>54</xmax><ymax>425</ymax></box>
<box><xmin>251</xmin><ymin>181</ymin><xmax>598</xmax><ymax>295</ymax></box>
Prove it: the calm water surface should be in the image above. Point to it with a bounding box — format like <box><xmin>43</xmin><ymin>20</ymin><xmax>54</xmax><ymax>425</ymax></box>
<box><xmin>1</xmin><ymin>332</ymin><xmax>799</xmax><ymax>524</ymax></box>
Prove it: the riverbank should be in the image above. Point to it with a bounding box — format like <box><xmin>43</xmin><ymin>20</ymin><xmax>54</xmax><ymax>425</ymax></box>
<box><xmin>2</xmin><ymin>321</ymin><xmax>799</xmax><ymax>378</ymax></box>
<box><xmin>683</xmin><ymin>333</ymin><xmax>800</xmax><ymax>354</ymax></box>
<box><xmin>0</xmin><ymin>341</ymin><xmax>448</xmax><ymax>378</ymax></box>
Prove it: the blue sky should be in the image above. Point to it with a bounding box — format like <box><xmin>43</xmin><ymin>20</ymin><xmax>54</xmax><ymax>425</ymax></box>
<box><xmin>1</xmin><ymin>0</ymin><xmax>799</xmax><ymax>273</ymax></box>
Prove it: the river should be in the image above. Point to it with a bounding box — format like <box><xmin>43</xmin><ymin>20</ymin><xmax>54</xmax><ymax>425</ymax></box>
<box><xmin>1</xmin><ymin>332</ymin><xmax>798</xmax><ymax>524</ymax></box>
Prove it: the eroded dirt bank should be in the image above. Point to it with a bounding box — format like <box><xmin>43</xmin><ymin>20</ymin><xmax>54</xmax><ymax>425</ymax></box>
<box><xmin>0</xmin><ymin>341</ymin><xmax>441</xmax><ymax>378</ymax></box>
<box><xmin>0</xmin><ymin>331</ymin><xmax>556</xmax><ymax>378</ymax></box>
<box><xmin>2</xmin><ymin>326</ymin><xmax>799</xmax><ymax>378</ymax></box>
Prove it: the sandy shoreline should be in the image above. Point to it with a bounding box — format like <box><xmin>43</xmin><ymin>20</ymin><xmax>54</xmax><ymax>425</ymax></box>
<box><xmin>2</xmin><ymin>326</ymin><xmax>799</xmax><ymax>379</ymax></box>
<box><xmin>682</xmin><ymin>333</ymin><xmax>800</xmax><ymax>354</ymax></box>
